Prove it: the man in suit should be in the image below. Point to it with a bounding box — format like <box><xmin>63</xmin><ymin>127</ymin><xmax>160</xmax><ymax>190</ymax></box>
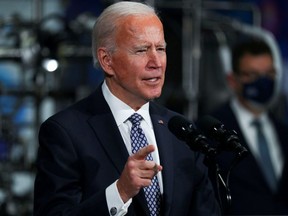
<box><xmin>33</xmin><ymin>2</ymin><xmax>220</xmax><ymax>216</ymax></box>
<box><xmin>209</xmin><ymin>40</ymin><xmax>288</xmax><ymax>215</ymax></box>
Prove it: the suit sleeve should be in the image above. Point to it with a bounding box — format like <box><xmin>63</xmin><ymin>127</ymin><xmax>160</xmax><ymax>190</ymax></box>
<box><xmin>34</xmin><ymin>119</ymin><xmax>110</xmax><ymax>216</ymax></box>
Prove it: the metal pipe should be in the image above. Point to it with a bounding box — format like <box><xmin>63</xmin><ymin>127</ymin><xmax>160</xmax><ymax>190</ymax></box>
<box><xmin>182</xmin><ymin>0</ymin><xmax>202</xmax><ymax>120</ymax></box>
<box><xmin>32</xmin><ymin>0</ymin><xmax>43</xmax><ymax>23</ymax></box>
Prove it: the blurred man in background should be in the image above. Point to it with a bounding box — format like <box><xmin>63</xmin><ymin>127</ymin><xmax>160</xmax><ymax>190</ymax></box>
<box><xmin>209</xmin><ymin>39</ymin><xmax>288</xmax><ymax>215</ymax></box>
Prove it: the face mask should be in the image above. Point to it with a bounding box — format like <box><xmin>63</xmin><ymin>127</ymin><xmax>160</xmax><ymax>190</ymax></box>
<box><xmin>241</xmin><ymin>76</ymin><xmax>275</xmax><ymax>106</ymax></box>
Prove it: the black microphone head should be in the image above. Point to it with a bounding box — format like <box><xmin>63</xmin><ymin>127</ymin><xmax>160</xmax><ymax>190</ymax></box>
<box><xmin>197</xmin><ymin>115</ymin><xmax>222</xmax><ymax>137</ymax></box>
<box><xmin>168</xmin><ymin>115</ymin><xmax>195</xmax><ymax>141</ymax></box>
<box><xmin>168</xmin><ymin>115</ymin><xmax>217</xmax><ymax>156</ymax></box>
<box><xmin>198</xmin><ymin>115</ymin><xmax>248</xmax><ymax>158</ymax></box>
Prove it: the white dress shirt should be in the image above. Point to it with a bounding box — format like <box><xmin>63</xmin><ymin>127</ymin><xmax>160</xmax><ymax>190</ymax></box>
<box><xmin>231</xmin><ymin>98</ymin><xmax>284</xmax><ymax>179</ymax></box>
<box><xmin>102</xmin><ymin>81</ymin><xmax>163</xmax><ymax>216</ymax></box>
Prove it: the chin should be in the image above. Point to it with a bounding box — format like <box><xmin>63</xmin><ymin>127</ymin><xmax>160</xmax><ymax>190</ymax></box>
<box><xmin>153</xmin><ymin>90</ymin><xmax>162</xmax><ymax>98</ymax></box>
<box><xmin>143</xmin><ymin>87</ymin><xmax>163</xmax><ymax>101</ymax></box>
<box><xmin>149</xmin><ymin>94</ymin><xmax>161</xmax><ymax>101</ymax></box>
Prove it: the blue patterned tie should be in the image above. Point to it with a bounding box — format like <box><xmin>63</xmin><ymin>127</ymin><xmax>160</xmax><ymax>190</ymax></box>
<box><xmin>128</xmin><ymin>113</ymin><xmax>161</xmax><ymax>216</ymax></box>
<box><xmin>252</xmin><ymin>119</ymin><xmax>277</xmax><ymax>191</ymax></box>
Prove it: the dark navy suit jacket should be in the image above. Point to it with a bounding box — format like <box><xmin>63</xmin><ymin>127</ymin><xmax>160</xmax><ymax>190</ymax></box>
<box><xmin>210</xmin><ymin>102</ymin><xmax>288</xmax><ymax>215</ymax></box>
<box><xmin>34</xmin><ymin>85</ymin><xmax>220</xmax><ymax>216</ymax></box>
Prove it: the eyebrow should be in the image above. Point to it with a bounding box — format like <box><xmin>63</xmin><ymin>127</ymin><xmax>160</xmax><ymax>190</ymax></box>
<box><xmin>134</xmin><ymin>42</ymin><xmax>167</xmax><ymax>49</ymax></box>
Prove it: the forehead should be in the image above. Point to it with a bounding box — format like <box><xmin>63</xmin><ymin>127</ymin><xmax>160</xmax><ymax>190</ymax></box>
<box><xmin>239</xmin><ymin>53</ymin><xmax>273</xmax><ymax>69</ymax></box>
<box><xmin>115</xmin><ymin>15</ymin><xmax>164</xmax><ymax>42</ymax></box>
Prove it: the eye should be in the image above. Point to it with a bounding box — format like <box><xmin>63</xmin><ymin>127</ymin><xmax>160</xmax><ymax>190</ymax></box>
<box><xmin>136</xmin><ymin>48</ymin><xmax>148</xmax><ymax>54</ymax></box>
<box><xmin>157</xmin><ymin>47</ymin><xmax>166</xmax><ymax>52</ymax></box>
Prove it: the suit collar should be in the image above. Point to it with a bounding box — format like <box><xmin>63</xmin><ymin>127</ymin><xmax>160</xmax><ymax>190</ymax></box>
<box><xmin>150</xmin><ymin>104</ymin><xmax>174</xmax><ymax>215</ymax></box>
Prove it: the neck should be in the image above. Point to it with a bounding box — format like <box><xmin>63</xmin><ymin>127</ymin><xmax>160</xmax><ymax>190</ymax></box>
<box><xmin>238</xmin><ymin>97</ymin><xmax>265</xmax><ymax>117</ymax></box>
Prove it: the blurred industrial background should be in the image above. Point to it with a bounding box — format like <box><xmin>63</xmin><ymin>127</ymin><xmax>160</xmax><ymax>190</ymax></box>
<box><xmin>0</xmin><ymin>0</ymin><xmax>287</xmax><ymax>215</ymax></box>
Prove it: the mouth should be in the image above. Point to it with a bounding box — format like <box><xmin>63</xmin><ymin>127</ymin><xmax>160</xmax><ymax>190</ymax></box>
<box><xmin>143</xmin><ymin>77</ymin><xmax>160</xmax><ymax>83</ymax></box>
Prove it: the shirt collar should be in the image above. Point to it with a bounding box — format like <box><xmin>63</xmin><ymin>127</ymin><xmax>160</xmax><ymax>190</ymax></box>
<box><xmin>102</xmin><ymin>81</ymin><xmax>151</xmax><ymax>127</ymax></box>
<box><xmin>231</xmin><ymin>98</ymin><xmax>269</xmax><ymax>126</ymax></box>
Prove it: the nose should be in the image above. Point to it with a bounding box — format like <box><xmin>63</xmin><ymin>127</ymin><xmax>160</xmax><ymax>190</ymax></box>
<box><xmin>148</xmin><ymin>49</ymin><xmax>163</xmax><ymax>68</ymax></box>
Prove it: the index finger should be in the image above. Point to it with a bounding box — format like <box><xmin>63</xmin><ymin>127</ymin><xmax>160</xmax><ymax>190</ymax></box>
<box><xmin>133</xmin><ymin>145</ymin><xmax>155</xmax><ymax>160</ymax></box>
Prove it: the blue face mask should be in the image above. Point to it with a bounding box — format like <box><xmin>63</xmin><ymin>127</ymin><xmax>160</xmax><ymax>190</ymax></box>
<box><xmin>242</xmin><ymin>76</ymin><xmax>275</xmax><ymax>105</ymax></box>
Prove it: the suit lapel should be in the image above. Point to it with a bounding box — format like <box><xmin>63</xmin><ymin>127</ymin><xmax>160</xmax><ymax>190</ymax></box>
<box><xmin>86</xmin><ymin>87</ymin><xmax>149</xmax><ymax>214</ymax></box>
<box><xmin>150</xmin><ymin>104</ymin><xmax>174</xmax><ymax>216</ymax></box>
<box><xmin>269</xmin><ymin>115</ymin><xmax>288</xmax><ymax>192</ymax></box>
<box><xmin>88</xmin><ymin>113</ymin><xmax>129</xmax><ymax>174</ymax></box>
<box><xmin>86</xmin><ymin>87</ymin><xmax>129</xmax><ymax>174</ymax></box>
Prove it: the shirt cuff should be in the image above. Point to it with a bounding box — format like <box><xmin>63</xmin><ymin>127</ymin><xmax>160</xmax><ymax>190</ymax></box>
<box><xmin>106</xmin><ymin>180</ymin><xmax>132</xmax><ymax>216</ymax></box>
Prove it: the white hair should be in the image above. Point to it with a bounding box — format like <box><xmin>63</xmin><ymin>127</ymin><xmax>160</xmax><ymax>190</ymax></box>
<box><xmin>91</xmin><ymin>1</ymin><xmax>157</xmax><ymax>68</ymax></box>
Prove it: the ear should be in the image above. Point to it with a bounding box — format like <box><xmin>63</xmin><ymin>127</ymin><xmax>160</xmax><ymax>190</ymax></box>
<box><xmin>97</xmin><ymin>48</ymin><xmax>114</xmax><ymax>75</ymax></box>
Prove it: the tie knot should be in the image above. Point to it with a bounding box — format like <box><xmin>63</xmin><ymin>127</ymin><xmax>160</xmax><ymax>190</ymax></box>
<box><xmin>129</xmin><ymin>113</ymin><xmax>143</xmax><ymax>126</ymax></box>
<box><xmin>251</xmin><ymin>119</ymin><xmax>262</xmax><ymax>129</ymax></box>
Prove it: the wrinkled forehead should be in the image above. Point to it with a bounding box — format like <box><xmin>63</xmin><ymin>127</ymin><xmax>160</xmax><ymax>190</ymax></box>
<box><xmin>115</xmin><ymin>15</ymin><xmax>164</xmax><ymax>41</ymax></box>
<box><xmin>119</xmin><ymin>15</ymin><xmax>162</xmax><ymax>30</ymax></box>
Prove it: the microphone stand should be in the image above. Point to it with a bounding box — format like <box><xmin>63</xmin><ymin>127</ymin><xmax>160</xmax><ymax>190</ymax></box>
<box><xmin>203</xmin><ymin>150</ymin><xmax>231</xmax><ymax>213</ymax></box>
<box><xmin>182</xmin><ymin>137</ymin><xmax>228</xmax><ymax>210</ymax></box>
<box><xmin>204</xmin><ymin>144</ymin><xmax>248</xmax><ymax>214</ymax></box>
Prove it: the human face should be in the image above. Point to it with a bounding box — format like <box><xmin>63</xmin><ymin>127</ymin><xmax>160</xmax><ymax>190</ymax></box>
<box><xmin>105</xmin><ymin>15</ymin><xmax>166</xmax><ymax>110</ymax></box>
<box><xmin>236</xmin><ymin>53</ymin><xmax>275</xmax><ymax>83</ymax></box>
<box><xmin>232</xmin><ymin>53</ymin><xmax>276</xmax><ymax>113</ymax></box>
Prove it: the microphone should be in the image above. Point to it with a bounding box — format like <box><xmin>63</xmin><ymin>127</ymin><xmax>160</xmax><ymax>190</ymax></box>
<box><xmin>197</xmin><ymin>115</ymin><xmax>248</xmax><ymax>157</ymax></box>
<box><xmin>168</xmin><ymin>115</ymin><xmax>216</xmax><ymax>156</ymax></box>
